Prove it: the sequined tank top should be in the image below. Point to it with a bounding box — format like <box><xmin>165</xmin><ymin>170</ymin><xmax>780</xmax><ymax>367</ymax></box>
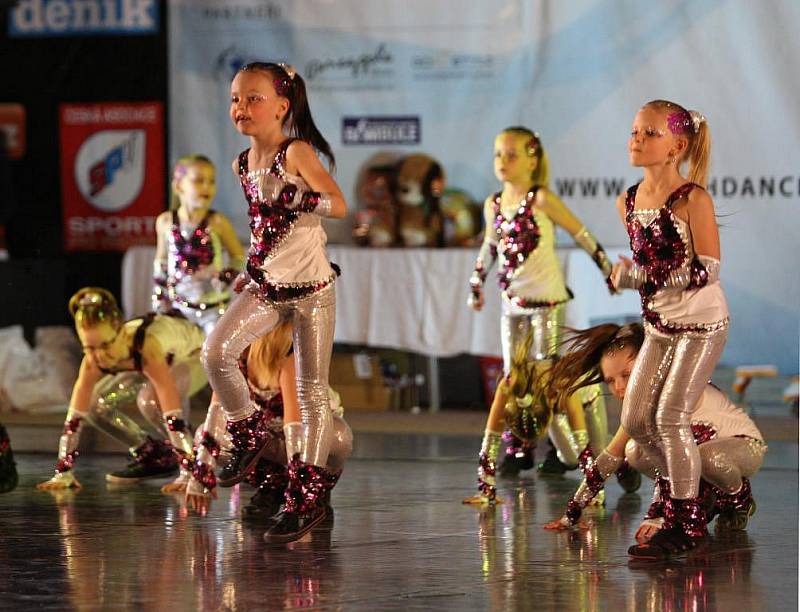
<box><xmin>167</xmin><ymin>210</ymin><xmax>228</xmax><ymax>306</ymax></box>
<box><xmin>625</xmin><ymin>183</ymin><xmax>728</xmax><ymax>334</ymax></box>
<box><xmin>486</xmin><ymin>188</ymin><xmax>570</xmax><ymax>311</ymax></box>
<box><xmin>238</xmin><ymin>140</ymin><xmax>335</xmax><ymax>302</ymax></box>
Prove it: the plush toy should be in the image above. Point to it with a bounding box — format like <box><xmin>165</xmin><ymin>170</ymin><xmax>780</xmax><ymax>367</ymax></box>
<box><xmin>440</xmin><ymin>188</ymin><xmax>481</xmax><ymax>247</ymax></box>
<box><xmin>352</xmin><ymin>165</ymin><xmax>397</xmax><ymax>247</ymax></box>
<box><xmin>395</xmin><ymin>154</ymin><xmax>445</xmax><ymax>247</ymax></box>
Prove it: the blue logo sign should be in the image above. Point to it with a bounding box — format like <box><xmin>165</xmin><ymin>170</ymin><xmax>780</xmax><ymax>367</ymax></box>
<box><xmin>342</xmin><ymin>117</ymin><xmax>421</xmax><ymax>145</ymax></box>
<box><xmin>9</xmin><ymin>0</ymin><xmax>159</xmax><ymax>37</ymax></box>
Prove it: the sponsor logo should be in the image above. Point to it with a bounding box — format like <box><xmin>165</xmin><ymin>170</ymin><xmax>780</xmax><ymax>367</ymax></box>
<box><xmin>9</xmin><ymin>0</ymin><xmax>158</xmax><ymax>37</ymax></box>
<box><xmin>200</xmin><ymin>2</ymin><xmax>281</xmax><ymax>21</ymax></box>
<box><xmin>0</xmin><ymin>104</ymin><xmax>26</xmax><ymax>159</ymax></box>
<box><xmin>306</xmin><ymin>44</ymin><xmax>395</xmax><ymax>90</ymax></box>
<box><xmin>342</xmin><ymin>116</ymin><xmax>420</xmax><ymax>146</ymax></box>
<box><xmin>411</xmin><ymin>50</ymin><xmax>494</xmax><ymax>81</ymax></box>
<box><xmin>75</xmin><ymin>130</ymin><xmax>145</xmax><ymax>212</ymax></box>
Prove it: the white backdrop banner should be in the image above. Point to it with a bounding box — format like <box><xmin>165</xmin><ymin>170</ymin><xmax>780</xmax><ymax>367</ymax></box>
<box><xmin>169</xmin><ymin>0</ymin><xmax>799</xmax><ymax>373</ymax></box>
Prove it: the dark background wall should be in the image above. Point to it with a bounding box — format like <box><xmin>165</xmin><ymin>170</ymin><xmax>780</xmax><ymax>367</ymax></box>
<box><xmin>0</xmin><ymin>0</ymin><xmax>168</xmax><ymax>336</ymax></box>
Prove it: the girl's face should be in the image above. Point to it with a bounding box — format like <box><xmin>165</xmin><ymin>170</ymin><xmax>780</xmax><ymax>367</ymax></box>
<box><xmin>78</xmin><ymin>321</ymin><xmax>126</xmax><ymax>369</ymax></box>
<box><xmin>600</xmin><ymin>346</ymin><xmax>637</xmax><ymax>400</ymax></box>
<box><xmin>229</xmin><ymin>70</ymin><xmax>289</xmax><ymax>136</ymax></box>
<box><xmin>628</xmin><ymin>106</ymin><xmax>686</xmax><ymax>168</ymax></box>
<box><xmin>175</xmin><ymin>163</ymin><xmax>216</xmax><ymax>214</ymax></box>
<box><xmin>493</xmin><ymin>133</ymin><xmax>537</xmax><ymax>186</ymax></box>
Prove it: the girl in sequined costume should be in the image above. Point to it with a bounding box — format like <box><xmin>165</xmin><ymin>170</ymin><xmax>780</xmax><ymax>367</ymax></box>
<box><xmin>606</xmin><ymin>100</ymin><xmax>731</xmax><ymax>558</ymax></box>
<box><xmin>464</xmin><ymin>127</ymin><xmax>614</xmax><ymax>504</ymax></box>
<box><xmin>543</xmin><ymin>323</ymin><xmax>765</xmax><ymax>540</ymax></box>
<box><xmin>37</xmin><ymin>288</ymin><xmax>207</xmax><ymax>491</ymax></box>
<box><xmin>152</xmin><ymin>155</ymin><xmax>245</xmax><ymax>336</ymax></box>
<box><xmin>201</xmin><ymin>62</ymin><xmax>347</xmax><ymax>543</ymax></box>
<box><xmin>185</xmin><ymin>320</ymin><xmax>352</xmax><ymax>520</ymax></box>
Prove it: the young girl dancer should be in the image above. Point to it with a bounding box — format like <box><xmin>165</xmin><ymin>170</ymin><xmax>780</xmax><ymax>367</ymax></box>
<box><xmin>543</xmin><ymin>323</ymin><xmax>765</xmax><ymax>541</ymax></box>
<box><xmin>202</xmin><ymin>62</ymin><xmax>347</xmax><ymax>543</ymax></box>
<box><xmin>185</xmin><ymin>321</ymin><xmax>352</xmax><ymax>521</ymax></box>
<box><xmin>607</xmin><ymin>100</ymin><xmax>730</xmax><ymax>558</ymax></box>
<box><xmin>464</xmin><ymin>127</ymin><xmax>614</xmax><ymax>503</ymax></box>
<box><xmin>152</xmin><ymin>155</ymin><xmax>245</xmax><ymax>336</ymax></box>
<box><xmin>37</xmin><ymin>288</ymin><xmax>207</xmax><ymax>490</ymax></box>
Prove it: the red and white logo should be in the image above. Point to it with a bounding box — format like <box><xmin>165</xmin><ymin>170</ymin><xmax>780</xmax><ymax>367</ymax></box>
<box><xmin>60</xmin><ymin>102</ymin><xmax>164</xmax><ymax>252</ymax></box>
<box><xmin>74</xmin><ymin>129</ymin><xmax>145</xmax><ymax>212</ymax></box>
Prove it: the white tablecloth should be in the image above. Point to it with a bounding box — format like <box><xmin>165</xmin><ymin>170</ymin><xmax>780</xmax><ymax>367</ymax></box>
<box><xmin>122</xmin><ymin>245</ymin><xmax>640</xmax><ymax>356</ymax></box>
<box><xmin>122</xmin><ymin>244</ymin><xmax>641</xmax><ymax>357</ymax></box>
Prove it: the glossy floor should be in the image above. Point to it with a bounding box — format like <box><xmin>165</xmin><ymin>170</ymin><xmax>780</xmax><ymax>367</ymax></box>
<box><xmin>2</xmin><ymin>437</ymin><xmax>797</xmax><ymax>611</ymax></box>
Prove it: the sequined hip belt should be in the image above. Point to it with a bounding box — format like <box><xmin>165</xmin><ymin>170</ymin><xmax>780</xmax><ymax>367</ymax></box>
<box><xmin>249</xmin><ymin>273</ymin><xmax>336</xmax><ymax>303</ymax></box>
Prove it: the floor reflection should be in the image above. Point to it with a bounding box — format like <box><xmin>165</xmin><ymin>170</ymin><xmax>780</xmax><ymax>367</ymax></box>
<box><xmin>1</xmin><ymin>440</ymin><xmax>796</xmax><ymax>611</ymax></box>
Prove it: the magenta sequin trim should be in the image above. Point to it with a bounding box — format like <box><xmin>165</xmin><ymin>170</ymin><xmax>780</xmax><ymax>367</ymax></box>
<box><xmin>687</xmin><ymin>257</ymin><xmax>709</xmax><ymax>289</ymax></box>
<box><xmin>691</xmin><ymin>422</ymin><xmax>718</xmax><ymax>445</ymax></box>
<box><xmin>55</xmin><ymin>451</ymin><xmax>78</xmax><ymax>474</ymax></box>
<box><xmin>714</xmin><ymin>477</ymin><xmax>753</xmax><ymax>513</ymax></box>
<box><xmin>63</xmin><ymin>416</ymin><xmax>82</xmax><ymax>435</ymax></box>
<box><xmin>169</xmin><ymin>211</ymin><xmax>214</xmax><ymax>281</ymax></box>
<box><xmin>645</xmin><ymin>476</ymin><xmax>670</xmax><ymax>519</ymax></box>
<box><xmin>477</xmin><ymin>451</ymin><xmax>497</xmax><ymax>501</ymax></box>
<box><xmin>192</xmin><ymin>461</ymin><xmax>217</xmax><ymax>491</ymax></box>
<box><xmin>625</xmin><ymin>183</ymin><xmax>705</xmax><ymax>334</ymax></box>
<box><xmin>166</xmin><ymin>415</ymin><xmax>188</xmax><ymax>433</ymax></box>
<box><xmin>506</xmin><ymin>291</ymin><xmax>572</xmax><ymax>310</ymax></box>
<box><xmin>226</xmin><ymin>410</ymin><xmax>268</xmax><ymax>452</ymax></box>
<box><xmin>565</xmin><ymin>499</ymin><xmax>582</xmax><ymax>524</ymax></box>
<box><xmin>248</xmin><ymin>276</ymin><xmax>334</xmax><ymax>303</ymax></box>
<box><xmin>200</xmin><ymin>430</ymin><xmax>221</xmax><ymax>458</ymax></box>
<box><xmin>667</xmin><ymin>111</ymin><xmax>693</xmax><ymax>135</ymax></box>
<box><xmin>585</xmin><ymin>465</ymin><xmax>605</xmax><ymax>496</ymax></box>
<box><xmin>282</xmin><ymin>456</ymin><xmax>328</xmax><ymax>515</ymax></box>
<box><xmin>578</xmin><ymin>445</ymin><xmax>594</xmax><ymax>476</ymax></box>
<box><xmin>663</xmin><ymin>496</ymin><xmax>708</xmax><ymax>538</ymax></box>
<box><xmin>245</xmin><ymin>459</ymin><xmax>289</xmax><ymax>490</ymax></box>
<box><xmin>492</xmin><ymin>190</ymin><xmax>541</xmax><ymax>291</ymax></box>
<box><xmin>134</xmin><ymin>437</ymin><xmax>178</xmax><ymax>470</ymax></box>
<box><xmin>238</xmin><ymin>146</ymin><xmax>302</xmax><ymax>291</ymax></box>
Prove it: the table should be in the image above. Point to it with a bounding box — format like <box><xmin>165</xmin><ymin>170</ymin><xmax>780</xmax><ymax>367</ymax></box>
<box><xmin>122</xmin><ymin>245</ymin><xmax>641</xmax><ymax>410</ymax></box>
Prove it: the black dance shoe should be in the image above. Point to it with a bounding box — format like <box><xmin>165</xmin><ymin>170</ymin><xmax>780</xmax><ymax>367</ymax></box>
<box><xmin>627</xmin><ymin>525</ymin><xmax>707</xmax><ymax>560</ymax></box>
<box><xmin>217</xmin><ymin>445</ymin><xmax>270</xmax><ymax>487</ymax></box>
<box><xmin>537</xmin><ymin>446</ymin><xmax>572</xmax><ymax>475</ymax></box>
<box><xmin>106</xmin><ymin>438</ymin><xmax>178</xmax><ymax>483</ymax></box>
<box><xmin>499</xmin><ymin>450</ymin><xmax>535</xmax><ymax>477</ymax></box>
<box><xmin>242</xmin><ymin>487</ymin><xmax>285</xmax><ymax>524</ymax></box>
<box><xmin>262</xmin><ymin>505</ymin><xmax>328</xmax><ymax>544</ymax></box>
<box><xmin>615</xmin><ymin>462</ymin><xmax>642</xmax><ymax>493</ymax></box>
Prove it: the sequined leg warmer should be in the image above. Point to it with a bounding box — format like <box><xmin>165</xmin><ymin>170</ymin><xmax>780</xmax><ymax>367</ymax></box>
<box><xmin>564</xmin><ymin>450</ymin><xmax>623</xmax><ymax>525</ymax></box>
<box><xmin>186</xmin><ymin>399</ymin><xmax>229</xmax><ymax>495</ymax></box>
<box><xmin>54</xmin><ymin>408</ymin><xmax>86</xmax><ymax>475</ymax></box>
<box><xmin>477</xmin><ymin>429</ymin><xmax>502</xmax><ymax>502</ymax></box>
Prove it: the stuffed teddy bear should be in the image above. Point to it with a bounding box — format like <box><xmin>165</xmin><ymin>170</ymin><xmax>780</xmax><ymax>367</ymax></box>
<box><xmin>394</xmin><ymin>154</ymin><xmax>445</xmax><ymax>248</ymax></box>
